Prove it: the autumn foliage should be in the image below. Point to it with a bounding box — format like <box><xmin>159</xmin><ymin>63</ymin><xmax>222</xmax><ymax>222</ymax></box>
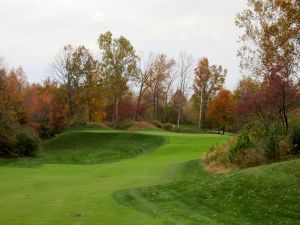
<box><xmin>207</xmin><ymin>90</ymin><xmax>235</xmax><ymax>133</ymax></box>
<box><xmin>1</xmin><ymin>14</ymin><xmax>300</xmax><ymax>166</ymax></box>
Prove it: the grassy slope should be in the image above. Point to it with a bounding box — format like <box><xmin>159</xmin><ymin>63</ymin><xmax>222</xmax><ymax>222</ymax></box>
<box><xmin>0</xmin><ymin>131</ymin><xmax>166</xmax><ymax>166</ymax></box>
<box><xmin>115</xmin><ymin>159</ymin><xmax>300</xmax><ymax>225</ymax></box>
<box><xmin>0</xmin><ymin>129</ymin><xmax>229</xmax><ymax>225</ymax></box>
<box><xmin>0</xmin><ymin>129</ymin><xmax>298</xmax><ymax>225</ymax></box>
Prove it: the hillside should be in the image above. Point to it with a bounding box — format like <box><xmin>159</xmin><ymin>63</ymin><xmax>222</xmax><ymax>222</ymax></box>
<box><xmin>115</xmin><ymin>159</ymin><xmax>300</xmax><ymax>225</ymax></box>
<box><xmin>0</xmin><ymin>129</ymin><xmax>299</xmax><ymax>225</ymax></box>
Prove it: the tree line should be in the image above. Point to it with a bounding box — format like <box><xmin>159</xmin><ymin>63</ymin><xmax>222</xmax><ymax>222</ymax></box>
<box><xmin>205</xmin><ymin>0</ymin><xmax>300</xmax><ymax>170</ymax></box>
<box><xmin>1</xmin><ymin>0</ymin><xmax>300</xmax><ymax>160</ymax></box>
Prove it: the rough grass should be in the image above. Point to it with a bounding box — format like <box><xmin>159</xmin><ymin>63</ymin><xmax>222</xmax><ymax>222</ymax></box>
<box><xmin>127</xmin><ymin>121</ymin><xmax>159</xmax><ymax>131</ymax></box>
<box><xmin>114</xmin><ymin>159</ymin><xmax>300</xmax><ymax>225</ymax></box>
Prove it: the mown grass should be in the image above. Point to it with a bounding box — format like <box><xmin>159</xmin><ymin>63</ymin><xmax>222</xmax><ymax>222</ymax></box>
<box><xmin>114</xmin><ymin>159</ymin><xmax>300</xmax><ymax>225</ymax></box>
<box><xmin>178</xmin><ymin>124</ymin><xmax>203</xmax><ymax>133</ymax></box>
<box><xmin>0</xmin><ymin>131</ymin><xmax>167</xmax><ymax>166</ymax></box>
<box><xmin>1</xmin><ymin>128</ymin><xmax>298</xmax><ymax>225</ymax></box>
<box><xmin>0</xmin><ymin>129</ymin><xmax>230</xmax><ymax>225</ymax></box>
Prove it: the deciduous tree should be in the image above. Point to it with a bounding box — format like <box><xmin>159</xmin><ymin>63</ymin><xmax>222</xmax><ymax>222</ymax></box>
<box><xmin>193</xmin><ymin>58</ymin><xmax>226</xmax><ymax>129</ymax></box>
<box><xmin>207</xmin><ymin>90</ymin><xmax>235</xmax><ymax>134</ymax></box>
<box><xmin>98</xmin><ymin>31</ymin><xmax>139</xmax><ymax>127</ymax></box>
<box><xmin>175</xmin><ymin>52</ymin><xmax>194</xmax><ymax>130</ymax></box>
<box><xmin>236</xmin><ymin>0</ymin><xmax>300</xmax><ymax>132</ymax></box>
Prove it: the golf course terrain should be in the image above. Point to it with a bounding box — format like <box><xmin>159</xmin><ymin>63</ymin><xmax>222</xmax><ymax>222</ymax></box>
<box><xmin>0</xmin><ymin>128</ymin><xmax>299</xmax><ymax>225</ymax></box>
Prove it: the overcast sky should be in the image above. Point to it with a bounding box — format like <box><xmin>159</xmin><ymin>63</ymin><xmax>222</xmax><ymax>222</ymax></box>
<box><xmin>0</xmin><ymin>0</ymin><xmax>247</xmax><ymax>89</ymax></box>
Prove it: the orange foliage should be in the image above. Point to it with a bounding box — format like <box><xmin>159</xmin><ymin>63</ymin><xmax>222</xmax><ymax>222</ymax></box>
<box><xmin>207</xmin><ymin>89</ymin><xmax>235</xmax><ymax>131</ymax></box>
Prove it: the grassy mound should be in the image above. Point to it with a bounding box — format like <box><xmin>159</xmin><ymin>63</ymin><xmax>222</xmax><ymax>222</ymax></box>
<box><xmin>0</xmin><ymin>130</ymin><xmax>167</xmax><ymax>166</ymax></box>
<box><xmin>114</xmin><ymin>159</ymin><xmax>300</xmax><ymax>225</ymax></box>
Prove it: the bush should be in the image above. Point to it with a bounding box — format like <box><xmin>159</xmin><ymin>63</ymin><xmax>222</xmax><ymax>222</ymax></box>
<box><xmin>277</xmin><ymin>137</ymin><xmax>291</xmax><ymax>157</ymax></box>
<box><xmin>229</xmin><ymin>131</ymin><xmax>254</xmax><ymax>160</ymax></box>
<box><xmin>69</xmin><ymin>118</ymin><xmax>86</xmax><ymax>128</ymax></box>
<box><xmin>0</xmin><ymin>129</ymin><xmax>16</xmax><ymax>157</ymax></box>
<box><xmin>118</xmin><ymin>119</ymin><xmax>134</xmax><ymax>130</ymax></box>
<box><xmin>289</xmin><ymin>122</ymin><xmax>300</xmax><ymax>154</ymax></box>
<box><xmin>151</xmin><ymin>120</ymin><xmax>163</xmax><ymax>128</ymax></box>
<box><xmin>15</xmin><ymin>127</ymin><xmax>41</xmax><ymax>157</ymax></box>
<box><xmin>204</xmin><ymin>144</ymin><xmax>233</xmax><ymax>173</ymax></box>
<box><xmin>39</xmin><ymin>123</ymin><xmax>51</xmax><ymax>138</ymax></box>
<box><xmin>163</xmin><ymin>123</ymin><xmax>175</xmax><ymax>131</ymax></box>
<box><xmin>0</xmin><ymin>108</ymin><xmax>18</xmax><ymax>157</ymax></box>
<box><xmin>264</xmin><ymin>127</ymin><xmax>280</xmax><ymax>161</ymax></box>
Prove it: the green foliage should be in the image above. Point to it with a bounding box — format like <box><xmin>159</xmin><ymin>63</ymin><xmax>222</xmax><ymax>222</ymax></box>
<box><xmin>289</xmin><ymin>122</ymin><xmax>300</xmax><ymax>154</ymax></box>
<box><xmin>118</xmin><ymin>119</ymin><xmax>134</xmax><ymax>130</ymax></box>
<box><xmin>15</xmin><ymin>127</ymin><xmax>41</xmax><ymax>157</ymax></box>
<box><xmin>0</xmin><ymin>104</ymin><xmax>41</xmax><ymax>158</ymax></box>
<box><xmin>39</xmin><ymin>123</ymin><xmax>51</xmax><ymax>138</ymax></box>
<box><xmin>69</xmin><ymin>118</ymin><xmax>87</xmax><ymax>128</ymax></box>
<box><xmin>0</xmin><ymin>108</ymin><xmax>18</xmax><ymax>157</ymax></box>
<box><xmin>0</xmin><ymin>123</ymin><xmax>40</xmax><ymax>158</ymax></box>
<box><xmin>163</xmin><ymin>123</ymin><xmax>175</xmax><ymax>131</ymax></box>
<box><xmin>98</xmin><ymin>31</ymin><xmax>138</xmax><ymax>127</ymax></box>
<box><xmin>229</xmin><ymin>131</ymin><xmax>254</xmax><ymax>159</ymax></box>
<box><xmin>265</xmin><ymin>127</ymin><xmax>280</xmax><ymax>161</ymax></box>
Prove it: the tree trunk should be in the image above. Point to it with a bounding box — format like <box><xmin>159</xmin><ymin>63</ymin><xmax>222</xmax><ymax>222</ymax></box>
<box><xmin>115</xmin><ymin>97</ymin><xmax>119</xmax><ymax>128</ymax></box>
<box><xmin>135</xmin><ymin>85</ymin><xmax>143</xmax><ymax>121</ymax></box>
<box><xmin>199</xmin><ymin>88</ymin><xmax>204</xmax><ymax>129</ymax></box>
<box><xmin>88</xmin><ymin>97</ymin><xmax>92</xmax><ymax>122</ymax></box>
<box><xmin>177</xmin><ymin>95</ymin><xmax>182</xmax><ymax>131</ymax></box>
<box><xmin>67</xmin><ymin>85</ymin><xmax>73</xmax><ymax>119</ymax></box>
<box><xmin>282</xmin><ymin>83</ymin><xmax>289</xmax><ymax>133</ymax></box>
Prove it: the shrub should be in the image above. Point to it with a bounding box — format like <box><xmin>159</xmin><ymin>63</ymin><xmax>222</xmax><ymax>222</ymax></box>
<box><xmin>151</xmin><ymin>120</ymin><xmax>163</xmax><ymax>128</ymax></box>
<box><xmin>235</xmin><ymin>148</ymin><xmax>266</xmax><ymax>168</ymax></box>
<box><xmin>163</xmin><ymin>123</ymin><xmax>176</xmax><ymax>131</ymax></box>
<box><xmin>69</xmin><ymin>118</ymin><xmax>86</xmax><ymax>128</ymax></box>
<box><xmin>229</xmin><ymin>131</ymin><xmax>254</xmax><ymax>160</ymax></box>
<box><xmin>118</xmin><ymin>119</ymin><xmax>134</xmax><ymax>130</ymax></box>
<box><xmin>39</xmin><ymin>123</ymin><xmax>51</xmax><ymax>138</ymax></box>
<box><xmin>0</xmin><ymin>108</ymin><xmax>18</xmax><ymax>157</ymax></box>
<box><xmin>264</xmin><ymin>127</ymin><xmax>280</xmax><ymax>161</ymax></box>
<box><xmin>204</xmin><ymin>144</ymin><xmax>233</xmax><ymax>173</ymax></box>
<box><xmin>0</xmin><ymin>128</ymin><xmax>16</xmax><ymax>157</ymax></box>
<box><xmin>15</xmin><ymin>127</ymin><xmax>41</xmax><ymax>157</ymax></box>
<box><xmin>289</xmin><ymin>122</ymin><xmax>300</xmax><ymax>154</ymax></box>
<box><xmin>163</xmin><ymin>123</ymin><xmax>174</xmax><ymax>131</ymax></box>
<box><xmin>278</xmin><ymin>137</ymin><xmax>292</xmax><ymax>157</ymax></box>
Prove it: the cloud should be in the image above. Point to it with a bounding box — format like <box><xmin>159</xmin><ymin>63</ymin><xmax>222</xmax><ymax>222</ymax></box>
<box><xmin>92</xmin><ymin>11</ymin><xmax>107</xmax><ymax>22</ymax></box>
<box><xmin>0</xmin><ymin>0</ymin><xmax>248</xmax><ymax>89</ymax></box>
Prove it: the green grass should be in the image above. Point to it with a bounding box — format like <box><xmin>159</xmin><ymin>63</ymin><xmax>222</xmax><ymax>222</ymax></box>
<box><xmin>0</xmin><ymin>131</ymin><xmax>166</xmax><ymax>166</ymax></box>
<box><xmin>114</xmin><ymin>159</ymin><xmax>300</xmax><ymax>225</ymax></box>
<box><xmin>178</xmin><ymin>123</ymin><xmax>203</xmax><ymax>133</ymax></box>
<box><xmin>0</xmin><ymin>128</ymin><xmax>299</xmax><ymax>225</ymax></box>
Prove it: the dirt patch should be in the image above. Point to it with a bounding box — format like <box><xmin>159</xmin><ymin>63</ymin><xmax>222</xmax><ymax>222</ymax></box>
<box><xmin>127</xmin><ymin>121</ymin><xmax>159</xmax><ymax>131</ymax></box>
<box><xmin>71</xmin><ymin>213</ymin><xmax>84</xmax><ymax>218</ymax></box>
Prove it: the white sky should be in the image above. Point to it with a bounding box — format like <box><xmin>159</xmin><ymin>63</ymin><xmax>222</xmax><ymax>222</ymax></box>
<box><xmin>0</xmin><ymin>0</ymin><xmax>247</xmax><ymax>89</ymax></box>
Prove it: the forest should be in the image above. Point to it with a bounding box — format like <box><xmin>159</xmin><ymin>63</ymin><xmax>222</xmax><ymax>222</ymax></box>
<box><xmin>1</xmin><ymin>1</ymin><xmax>300</xmax><ymax>225</ymax></box>
<box><xmin>1</xmin><ymin>0</ymin><xmax>300</xmax><ymax>170</ymax></box>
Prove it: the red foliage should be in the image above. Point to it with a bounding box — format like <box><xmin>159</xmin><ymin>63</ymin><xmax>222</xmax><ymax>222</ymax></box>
<box><xmin>119</xmin><ymin>99</ymin><xmax>135</xmax><ymax>121</ymax></box>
